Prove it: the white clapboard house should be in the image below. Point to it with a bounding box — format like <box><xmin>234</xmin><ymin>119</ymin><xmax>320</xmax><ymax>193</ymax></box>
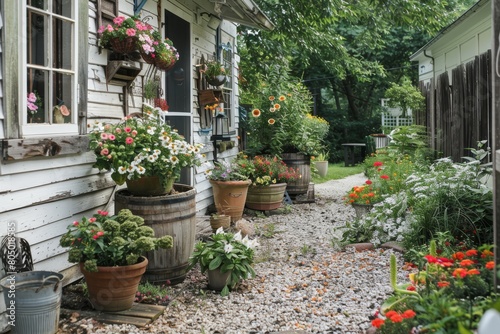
<box><xmin>0</xmin><ymin>0</ymin><xmax>272</xmax><ymax>330</ymax></box>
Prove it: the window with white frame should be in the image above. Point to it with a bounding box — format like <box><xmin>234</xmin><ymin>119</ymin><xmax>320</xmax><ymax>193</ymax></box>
<box><xmin>23</xmin><ymin>0</ymin><xmax>79</xmax><ymax>137</ymax></box>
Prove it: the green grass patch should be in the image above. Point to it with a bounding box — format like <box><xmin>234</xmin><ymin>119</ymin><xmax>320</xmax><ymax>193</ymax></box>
<box><xmin>312</xmin><ymin>162</ymin><xmax>364</xmax><ymax>184</ymax></box>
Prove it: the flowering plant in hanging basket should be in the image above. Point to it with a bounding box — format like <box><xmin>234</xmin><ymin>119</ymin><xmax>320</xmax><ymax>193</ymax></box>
<box><xmin>88</xmin><ymin>103</ymin><xmax>204</xmax><ymax>188</ymax></box>
<box><xmin>200</xmin><ymin>60</ymin><xmax>227</xmax><ymax>86</ymax></box>
<box><xmin>97</xmin><ymin>15</ymin><xmax>153</xmax><ymax>53</ymax></box>
<box><xmin>59</xmin><ymin>209</ymin><xmax>174</xmax><ymax>272</ymax></box>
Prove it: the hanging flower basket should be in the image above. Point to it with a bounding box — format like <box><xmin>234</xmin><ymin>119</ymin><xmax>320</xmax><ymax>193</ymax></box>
<box><xmin>109</xmin><ymin>36</ymin><xmax>138</xmax><ymax>54</ymax></box>
<box><xmin>155</xmin><ymin>57</ymin><xmax>177</xmax><ymax>71</ymax></box>
<box><xmin>206</xmin><ymin>75</ymin><xmax>227</xmax><ymax>87</ymax></box>
<box><xmin>139</xmin><ymin>48</ymin><xmax>156</xmax><ymax>64</ymax></box>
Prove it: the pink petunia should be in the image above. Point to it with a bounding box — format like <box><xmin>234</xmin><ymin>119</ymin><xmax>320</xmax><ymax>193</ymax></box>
<box><xmin>27</xmin><ymin>92</ymin><xmax>37</xmax><ymax>103</ymax></box>
<box><xmin>100</xmin><ymin>148</ymin><xmax>109</xmax><ymax>156</ymax></box>
<box><xmin>126</xmin><ymin>137</ymin><xmax>134</xmax><ymax>145</ymax></box>
<box><xmin>108</xmin><ymin>134</ymin><xmax>116</xmax><ymax>141</ymax></box>
<box><xmin>124</xmin><ymin>127</ymin><xmax>132</xmax><ymax>133</ymax></box>
<box><xmin>126</xmin><ymin>28</ymin><xmax>136</xmax><ymax>37</ymax></box>
<box><xmin>113</xmin><ymin>16</ymin><xmax>125</xmax><ymax>25</ymax></box>
<box><xmin>100</xmin><ymin>133</ymin><xmax>108</xmax><ymax>140</ymax></box>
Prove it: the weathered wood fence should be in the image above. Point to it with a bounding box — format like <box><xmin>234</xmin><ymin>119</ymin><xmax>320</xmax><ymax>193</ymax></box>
<box><xmin>417</xmin><ymin>50</ymin><xmax>492</xmax><ymax>162</ymax></box>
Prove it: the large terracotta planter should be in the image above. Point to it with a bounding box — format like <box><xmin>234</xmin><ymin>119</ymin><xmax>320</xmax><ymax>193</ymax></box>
<box><xmin>245</xmin><ymin>183</ymin><xmax>287</xmax><ymax>211</ymax></box>
<box><xmin>210</xmin><ymin>180</ymin><xmax>251</xmax><ymax>223</ymax></box>
<box><xmin>125</xmin><ymin>175</ymin><xmax>175</xmax><ymax>196</ymax></box>
<box><xmin>281</xmin><ymin>153</ymin><xmax>311</xmax><ymax>197</ymax></box>
<box><xmin>115</xmin><ymin>184</ymin><xmax>197</xmax><ymax>285</ymax></box>
<box><xmin>80</xmin><ymin>256</ymin><xmax>148</xmax><ymax>312</ymax></box>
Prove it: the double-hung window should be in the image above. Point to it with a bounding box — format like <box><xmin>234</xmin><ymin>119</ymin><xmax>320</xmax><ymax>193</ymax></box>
<box><xmin>2</xmin><ymin>0</ymin><xmax>88</xmax><ymax>159</ymax></box>
<box><xmin>23</xmin><ymin>0</ymin><xmax>79</xmax><ymax>137</ymax></box>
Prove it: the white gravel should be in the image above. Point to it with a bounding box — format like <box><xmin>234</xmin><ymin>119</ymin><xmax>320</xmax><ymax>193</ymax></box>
<box><xmin>60</xmin><ymin>173</ymin><xmax>409</xmax><ymax>334</ymax></box>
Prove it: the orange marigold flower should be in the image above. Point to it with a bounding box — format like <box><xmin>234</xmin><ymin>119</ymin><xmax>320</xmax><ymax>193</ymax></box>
<box><xmin>437</xmin><ymin>281</ymin><xmax>450</xmax><ymax>288</ymax></box>
<box><xmin>486</xmin><ymin>261</ymin><xmax>495</xmax><ymax>270</ymax></box>
<box><xmin>465</xmin><ymin>249</ymin><xmax>478</xmax><ymax>257</ymax></box>
<box><xmin>452</xmin><ymin>268</ymin><xmax>468</xmax><ymax>278</ymax></box>
<box><xmin>371</xmin><ymin>318</ymin><xmax>384</xmax><ymax>329</ymax></box>
<box><xmin>274</xmin><ymin>103</ymin><xmax>281</xmax><ymax>109</ymax></box>
<box><xmin>367</xmin><ymin>192</ymin><xmax>375</xmax><ymax>197</ymax></box>
<box><xmin>268</xmin><ymin>118</ymin><xmax>276</xmax><ymax>125</ymax></box>
<box><xmin>385</xmin><ymin>310</ymin><xmax>398</xmax><ymax>318</ymax></box>
<box><xmin>269</xmin><ymin>96</ymin><xmax>275</xmax><ymax>101</ymax></box>
<box><xmin>467</xmin><ymin>269</ymin><xmax>480</xmax><ymax>275</ymax></box>
<box><xmin>390</xmin><ymin>314</ymin><xmax>403</xmax><ymax>323</ymax></box>
<box><xmin>279</xmin><ymin>95</ymin><xmax>286</xmax><ymax>101</ymax></box>
<box><xmin>482</xmin><ymin>250</ymin><xmax>494</xmax><ymax>258</ymax></box>
<box><xmin>402</xmin><ymin>310</ymin><xmax>416</xmax><ymax>319</ymax></box>
<box><xmin>460</xmin><ymin>259</ymin><xmax>474</xmax><ymax>267</ymax></box>
<box><xmin>252</xmin><ymin>109</ymin><xmax>261</xmax><ymax>117</ymax></box>
<box><xmin>453</xmin><ymin>252</ymin><xmax>465</xmax><ymax>260</ymax></box>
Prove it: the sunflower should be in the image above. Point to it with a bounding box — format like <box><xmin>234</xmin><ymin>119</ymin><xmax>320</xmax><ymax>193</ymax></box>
<box><xmin>252</xmin><ymin>109</ymin><xmax>261</xmax><ymax>117</ymax></box>
<box><xmin>268</xmin><ymin>118</ymin><xmax>275</xmax><ymax>125</ymax></box>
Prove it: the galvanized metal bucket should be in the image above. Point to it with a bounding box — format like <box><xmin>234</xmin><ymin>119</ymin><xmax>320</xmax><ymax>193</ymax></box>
<box><xmin>0</xmin><ymin>271</ymin><xmax>63</xmax><ymax>334</ymax></box>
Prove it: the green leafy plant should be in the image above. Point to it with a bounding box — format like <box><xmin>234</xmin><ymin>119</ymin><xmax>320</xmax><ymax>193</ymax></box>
<box><xmin>206</xmin><ymin>153</ymin><xmax>253</xmax><ymax>181</ymax></box>
<box><xmin>384</xmin><ymin>77</ymin><xmax>425</xmax><ymax>117</ymax></box>
<box><xmin>136</xmin><ymin>281</ymin><xmax>171</xmax><ymax>305</ymax></box>
<box><xmin>201</xmin><ymin>60</ymin><xmax>227</xmax><ymax>79</ymax></box>
<box><xmin>245</xmin><ymin>67</ymin><xmax>329</xmax><ymax>156</ymax></box>
<box><xmin>88</xmin><ymin>104</ymin><xmax>204</xmax><ymax>188</ymax></box>
<box><xmin>188</xmin><ymin>228</ymin><xmax>258</xmax><ymax>296</ymax></box>
<box><xmin>59</xmin><ymin>209</ymin><xmax>173</xmax><ymax>272</ymax></box>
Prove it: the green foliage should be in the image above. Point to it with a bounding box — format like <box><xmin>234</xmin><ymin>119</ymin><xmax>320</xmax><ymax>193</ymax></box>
<box><xmin>384</xmin><ymin>77</ymin><xmax>425</xmax><ymax>117</ymax></box>
<box><xmin>136</xmin><ymin>281</ymin><xmax>170</xmax><ymax>305</ymax></box>
<box><xmin>60</xmin><ymin>209</ymin><xmax>173</xmax><ymax>272</ymax></box>
<box><xmin>188</xmin><ymin>229</ymin><xmax>258</xmax><ymax>296</ymax></box>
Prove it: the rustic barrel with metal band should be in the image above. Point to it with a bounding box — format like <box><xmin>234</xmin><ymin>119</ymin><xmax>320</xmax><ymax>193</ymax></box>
<box><xmin>114</xmin><ymin>184</ymin><xmax>197</xmax><ymax>285</ymax></box>
<box><xmin>281</xmin><ymin>153</ymin><xmax>311</xmax><ymax>197</ymax></box>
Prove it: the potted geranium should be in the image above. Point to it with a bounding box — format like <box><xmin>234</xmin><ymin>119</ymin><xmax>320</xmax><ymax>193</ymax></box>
<box><xmin>59</xmin><ymin>209</ymin><xmax>174</xmax><ymax>311</ymax></box>
<box><xmin>188</xmin><ymin>227</ymin><xmax>258</xmax><ymax>296</ymax></box>
<box><xmin>200</xmin><ymin>60</ymin><xmax>227</xmax><ymax>86</ymax></box>
<box><xmin>97</xmin><ymin>15</ymin><xmax>153</xmax><ymax>54</ymax></box>
<box><xmin>245</xmin><ymin>155</ymin><xmax>301</xmax><ymax>211</ymax></box>
<box><xmin>206</xmin><ymin>154</ymin><xmax>253</xmax><ymax>222</ymax></box>
<box><xmin>88</xmin><ymin>103</ymin><xmax>204</xmax><ymax>196</ymax></box>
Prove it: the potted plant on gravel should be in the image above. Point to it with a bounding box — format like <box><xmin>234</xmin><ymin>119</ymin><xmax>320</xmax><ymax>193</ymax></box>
<box><xmin>312</xmin><ymin>151</ymin><xmax>329</xmax><ymax>178</ymax></box>
<box><xmin>188</xmin><ymin>227</ymin><xmax>258</xmax><ymax>296</ymax></box>
<box><xmin>59</xmin><ymin>209</ymin><xmax>174</xmax><ymax>312</ymax></box>
<box><xmin>206</xmin><ymin>153</ymin><xmax>254</xmax><ymax>223</ymax></box>
<box><xmin>244</xmin><ymin>155</ymin><xmax>301</xmax><ymax>211</ymax></box>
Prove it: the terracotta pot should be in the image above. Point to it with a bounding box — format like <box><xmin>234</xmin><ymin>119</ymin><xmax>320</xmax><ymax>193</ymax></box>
<box><xmin>125</xmin><ymin>175</ymin><xmax>175</xmax><ymax>196</ymax></box>
<box><xmin>206</xmin><ymin>75</ymin><xmax>227</xmax><ymax>86</ymax></box>
<box><xmin>80</xmin><ymin>256</ymin><xmax>148</xmax><ymax>312</ymax></box>
<box><xmin>207</xmin><ymin>268</ymin><xmax>232</xmax><ymax>291</ymax></box>
<box><xmin>245</xmin><ymin>183</ymin><xmax>287</xmax><ymax>211</ymax></box>
<box><xmin>109</xmin><ymin>36</ymin><xmax>138</xmax><ymax>54</ymax></box>
<box><xmin>209</xmin><ymin>179</ymin><xmax>251</xmax><ymax>223</ymax></box>
<box><xmin>210</xmin><ymin>214</ymin><xmax>231</xmax><ymax>232</ymax></box>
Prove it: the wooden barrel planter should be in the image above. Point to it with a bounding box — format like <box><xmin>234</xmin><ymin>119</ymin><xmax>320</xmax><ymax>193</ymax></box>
<box><xmin>114</xmin><ymin>184</ymin><xmax>197</xmax><ymax>285</ymax></box>
<box><xmin>281</xmin><ymin>153</ymin><xmax>311</xmax><ymax>197</ymax></box>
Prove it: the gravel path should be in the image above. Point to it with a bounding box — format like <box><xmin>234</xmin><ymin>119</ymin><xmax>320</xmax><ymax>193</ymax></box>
<box><xmin>59</xmin><ymin>174</ymin><xmax>408</xmax><ymax>334</ymax></box>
